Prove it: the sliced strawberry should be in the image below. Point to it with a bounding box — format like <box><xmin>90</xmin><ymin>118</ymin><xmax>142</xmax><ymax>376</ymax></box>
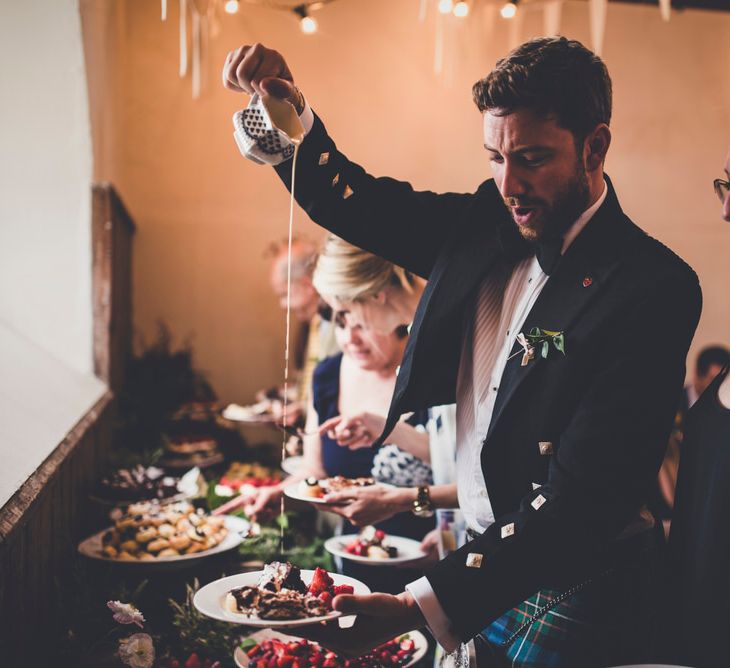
<box><xmin>333</xmin><ymin>584</ymin><xmax>354</xmax><ymax>596</ymax></box>
<box><xmin>308</xmin><ymin>567</ymin><xmax>334</xmax><ymax>595</ymax></box>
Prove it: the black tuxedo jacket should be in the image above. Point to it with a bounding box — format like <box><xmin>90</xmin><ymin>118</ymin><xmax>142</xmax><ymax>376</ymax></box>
<box><xmin>275</xmin><ymin>114</ymin><xmax>702</xmax><ymax>640</ymax></box>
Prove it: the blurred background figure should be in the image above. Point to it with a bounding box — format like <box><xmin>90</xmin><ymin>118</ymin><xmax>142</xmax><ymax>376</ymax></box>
<box><xmin>653</xmin><ymin>343</ymin><xmax>730</xmax><ymax>526</ymax></box>
<box><xmin>683</xmin><ymin>345</ymin><xmax>730</xmax><ymax>411</ymax></box>
<box><xmin>262</xmin><ymin>237</ymin><xmax>339</xmax><ymax>430</ymax></box>
<box><xmin>663</xmin><ymin>146</ymin><xmax>730</xmax><ymax>668</ymax></box>
<box><xmin>311</xmin><ymin>236</ymin><xmax>461</xmax><ymax>557</ymax></box>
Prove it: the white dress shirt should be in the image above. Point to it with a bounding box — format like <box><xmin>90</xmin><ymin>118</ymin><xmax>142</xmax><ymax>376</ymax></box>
<box><xmin>407</xmin><ymin>183</ymin><xmax>608</xmax><ymax>652</ymax></box>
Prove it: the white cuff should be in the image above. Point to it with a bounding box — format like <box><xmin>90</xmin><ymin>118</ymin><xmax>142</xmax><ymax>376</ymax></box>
<box><xmin>299</xmin><ymin>100</ymin><xmax>314</xmax><ymax>136</ymax></box>
<box><xmin>405</xmin><ymin>577</ymin><xmax>461</xmax><ymax>653</ymax></box>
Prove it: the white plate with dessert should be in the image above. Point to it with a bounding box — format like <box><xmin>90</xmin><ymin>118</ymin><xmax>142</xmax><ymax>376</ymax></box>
<box><xmin>325</xmin><ymin>526</ymin><xmax>427</xmax><ymax>566</ymax></box>
<box><xmin>233</xmin><ymin>628</ymin><xmax>429</xmax><ymax>668</ymax></box>
<box><xmin>194</xmin><ymin>561</ymin><xmax>369</xmax><ymax>627</ymax></box>
<box><xmin>283</xmin><ymin>476</ymin><xmax>377</xmax><ymax>505</ymax></box>
<box><xmin>78</xmin><ymin>500</ymin><xmax>250</xmax><ymax>569</ymax></box>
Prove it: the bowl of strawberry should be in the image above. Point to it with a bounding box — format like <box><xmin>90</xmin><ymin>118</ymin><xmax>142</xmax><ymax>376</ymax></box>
<box><xmin>234</xmin><ymin>630</ymin><xmax>427</xmax><ymax>668</ymax></box>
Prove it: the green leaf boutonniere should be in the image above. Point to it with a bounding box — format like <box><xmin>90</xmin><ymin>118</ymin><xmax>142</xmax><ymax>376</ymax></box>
<box><xmin>513</xmin><ymin>327</ymin><xmax>566</xmax><ymax>367</ymax></box>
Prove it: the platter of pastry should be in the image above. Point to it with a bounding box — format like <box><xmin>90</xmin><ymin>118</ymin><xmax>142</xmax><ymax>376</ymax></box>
<box><xmin>283</xmin><ymin>476</ymin><xmax>376</xmax><ymax>505</ymax></box>
<box><xmin>194</xmin><ymin>561</ymin><xmax>369</xmax><ymax>627</ymax></box>
<box><xmin>78</xmin><ymin>500</ymin><xmax>249</xmax><ymax>569</ymax></box>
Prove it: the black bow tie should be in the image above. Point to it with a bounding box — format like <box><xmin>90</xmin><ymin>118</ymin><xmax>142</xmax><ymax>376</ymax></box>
<box><xmin>535</xmin><ymin>237</ymin><xmax>563</xmax><ymax>275</ymax></box>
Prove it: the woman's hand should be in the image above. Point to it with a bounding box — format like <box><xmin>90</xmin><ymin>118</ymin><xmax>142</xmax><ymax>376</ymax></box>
<box><xmin>318</xmin><ymin>412</ymin><xmax>388</xmax><ymax>450</ymax></box>
<box><xmin>212</xmin><ymin>484</ymin><xmax>282</xmax><ymax>519</ymax></box>
<box><xmin>323</xmin><ymin>485</ymin><xmax>412</xmax><ymax>526</ymax></box>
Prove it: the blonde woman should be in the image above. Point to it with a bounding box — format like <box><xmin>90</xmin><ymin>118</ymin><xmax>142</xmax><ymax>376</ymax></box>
<box><xmin>311</xmin><ymin>236</ymin><xmax>459</xmax><ymax>536</ymax></box>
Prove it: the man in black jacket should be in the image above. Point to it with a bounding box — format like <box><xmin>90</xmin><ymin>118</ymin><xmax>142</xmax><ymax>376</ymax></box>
<box><xmin>223</xmin><ymin>37</ymin><xmax>701</xmax><ymax>665</ymax></box>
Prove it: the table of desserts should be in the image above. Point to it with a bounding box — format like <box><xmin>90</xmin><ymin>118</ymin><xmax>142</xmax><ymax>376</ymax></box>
<box><xmin>66</xmin><ymin>401</ymin><xmax>434</xmax><ymax>668</ymax></box>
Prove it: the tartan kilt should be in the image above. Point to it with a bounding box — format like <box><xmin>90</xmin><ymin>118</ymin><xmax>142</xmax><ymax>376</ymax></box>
<box><xmin>474</xmin><ymin>535</ymin><xmax>659</xmax><ymax>667</ymax></box>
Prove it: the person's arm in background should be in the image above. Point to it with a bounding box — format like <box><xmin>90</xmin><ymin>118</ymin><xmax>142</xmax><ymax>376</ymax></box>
<box><xmin>319</xmin><ymin>412</ymin><xmax>431</xmax><ymax>462</ymax></box>
<box><xmin>213</xmin><ymin>397</ymin><xmax>326</xmax><ymax>517</ymax></box>
<box><xmin>324</xmin><ymin>483</ymin><xmax>457</xmax><ymax>527</ymax></box>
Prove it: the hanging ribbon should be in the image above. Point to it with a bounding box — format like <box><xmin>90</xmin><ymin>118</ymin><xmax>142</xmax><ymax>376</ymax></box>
<box><xmin>179</xmin><ymin>0</ymin><xmax>188</xmax><ymax>78</ymax></box>
<box><xmin>588</xmin><ymin>0</ymin><xmax>608</xmax><ymax>56</ymax></box>
<box><xmin>418</xmin><ymin>0</ymin><xmax>428</xmax><ymax>22</ymax></box>
<box><xmin>434</xmin><ymin>11</ymin><xmax>444</xmax><ymax>76</ymax></box>
<box><xmin>659</xmin><ymin>0</ymin><xmax>671</xmax><ymax>22</ymax></box>
<box><xmin>543</xmin><ymin>0</ymin><xmax>563</xmax><ymax>36</ymax></box>
<box><xmin>192</xmin><ymin>8</ymin><xmax>201</xmax><ymax>99</ymax></box>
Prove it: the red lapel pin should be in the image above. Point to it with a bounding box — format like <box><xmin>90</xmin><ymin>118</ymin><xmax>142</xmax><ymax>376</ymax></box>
<box><xmin>582</xmin><ymin>276</ymin><xmax>593</xmax><ymax>288</ymax></box>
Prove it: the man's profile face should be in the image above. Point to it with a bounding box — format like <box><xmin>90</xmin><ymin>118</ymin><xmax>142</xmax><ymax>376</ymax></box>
<box><xmin>483</xmin><ymin>108</ymin><xmax>590</xmax><ymax>242</ymax></box>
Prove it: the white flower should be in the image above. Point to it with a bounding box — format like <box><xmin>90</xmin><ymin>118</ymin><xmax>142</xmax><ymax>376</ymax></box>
<box><xmin>516</xmin><ymin>333</ymin><xmax>536</xmax><ymax>367</ymax></box>
<box><xmin>107</xmin><ymin>600</ymin><xmax>145</xmax><ymax>628</ymax></box>
<box><xmin>118</xmin><ymin>633</ymin><xmax>155</xmax><ymax>668</ymax></box>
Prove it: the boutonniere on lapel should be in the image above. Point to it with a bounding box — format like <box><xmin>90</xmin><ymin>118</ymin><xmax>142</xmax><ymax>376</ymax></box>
<box><xmin>513</xmin><ymin>328</ymin><xmax>566</xmax><ymax>367</ymax></box>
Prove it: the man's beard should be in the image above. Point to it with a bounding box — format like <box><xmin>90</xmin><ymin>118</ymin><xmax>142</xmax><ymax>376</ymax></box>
<box><xmin>510</xmin><ymin>163</ymin><xmax>590</xmax><ymax>243</ymax></box>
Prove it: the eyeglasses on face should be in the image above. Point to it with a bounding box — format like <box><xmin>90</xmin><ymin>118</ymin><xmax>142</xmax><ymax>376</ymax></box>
<box><xmin>714</xmin><ymin>178</ymin><xmax>730</xmax><ymax>203</ymax></box>
<box><xmin>317</xmin><ymin>303</ymin><xmax>359</xmax><ymax>330</ymax></box>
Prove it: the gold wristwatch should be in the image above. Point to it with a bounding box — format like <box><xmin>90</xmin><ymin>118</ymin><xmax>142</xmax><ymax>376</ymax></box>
<box><xmin>411</xmin><ymin>486</ymin><xmax>434</xmax><ymax>518</ymax></box>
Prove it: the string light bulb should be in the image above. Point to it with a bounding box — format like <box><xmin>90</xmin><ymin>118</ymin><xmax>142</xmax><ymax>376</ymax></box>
<box><xmin>438</xmin><ymin>0</ymin><xmax>454</xmax><ymax>14</ymax></box>
<box><xmin>224</xmin><ymin>0</ymin><xmax>239</xmax><ymax>14</ymax></box>
<box><xmin>301</xmin><ymin>15</ymin><xmax>317</xmax><ymax>33</ymax></box>
<box><xmin>293</xmin><ymin>5</ymin><xmax>318</xmax><ymax>34</ymax></box>
<box><xmin>453</xmin><ymin>1</ymin><xmax>469</xmax><ymax>17</ymax></box>
<box><xmin>500</xmin><ymin>1</ymin><xmax>517</xmax><ymax>19</ymax></box>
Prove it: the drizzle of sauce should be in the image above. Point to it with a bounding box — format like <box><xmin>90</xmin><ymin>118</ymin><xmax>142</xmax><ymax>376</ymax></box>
<box><xmin>266</xmin><ymin>94</ymin><xmax>305</xmax><ymax>553</ymax></box>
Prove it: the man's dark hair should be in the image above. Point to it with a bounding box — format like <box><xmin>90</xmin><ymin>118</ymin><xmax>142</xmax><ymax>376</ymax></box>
<box><xmin>473</xmin><ymin>37</ymin><xmax>612</xmax><ymax>143</ymax></box>
<box><xmin>696</xmin><ymin>345</ymin><xmax>730</xmax><ymax>376</ymax></box>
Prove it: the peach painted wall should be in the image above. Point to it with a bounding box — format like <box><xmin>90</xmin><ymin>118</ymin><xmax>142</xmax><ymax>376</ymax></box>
<box><xmin>82</xmin><ymin>0</ymin><xmax>730</xmax><ymax>417</ymax></box>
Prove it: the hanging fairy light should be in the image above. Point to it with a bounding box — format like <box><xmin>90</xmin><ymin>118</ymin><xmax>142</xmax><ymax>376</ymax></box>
<box><xmin>224</xmin><ymin>0</ymin><xmax>239</xmax><ymax>14</ymax></box>
<box><xmin>453</xmin><ymin>1</ymin><xmax>469</xmax><ymax>18</ymax></box>
<box><xmin>500</xmin><ymin>0</ymin><xmax>518</xmax><ymax>19</ymax></box>
<box><xmin>293</xmin><ymin>5</ymin><xmax>318</xmax><ymax>33</ymax></box>
<box><xmin>437</xmin><ymin>0</ymin><xmax>453</xmax><ymax>14</ymax></box>
<box><xmin>301</xmin><ymin>15</ymin><xmax>317</xmax><ymax>33</ymax></box>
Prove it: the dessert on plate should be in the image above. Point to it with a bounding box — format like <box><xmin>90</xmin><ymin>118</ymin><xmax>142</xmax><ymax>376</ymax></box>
<box><xmin>97</xmin><ymin>465</ymin><xmax>180</xmax><ymax>502</ymax></box>
<box><xmin>344</xmin><ymin>526</ymin><xmax>398</xmax><ymax>559</ymax></box>
<box><xmin>225</xmin><ymin>562</ymin><xmax>354</xmax><ymax>620</ymax></box>
<box><xmin>296</xmin><ymin>476</ymin><xmax>375</xmax><ymax>499</ymax></box>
